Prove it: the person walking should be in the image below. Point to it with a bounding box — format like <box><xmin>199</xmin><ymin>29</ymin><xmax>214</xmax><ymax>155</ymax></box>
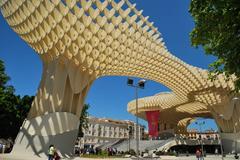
<box><xmin>54</xmin><ymin>147</ymin><xmax>61</xmax><ymax>160</ymax></box>
<box><xmin>215</xmin><ymin>148</ymin><xmax>218</xmax><ymax>156</ymax></box>
<box><xmin>0</xmin><ymin>143</ymin><xmax>3</xmax><ymax>153</ymax></box>
<box><xmin>196</xmin><ymin>149</ymin><xmax>201</xmax><ymax>160</ymax></box>
<box><xmin>48</xmin><ymin>145</ymin><xmax>55</xmax><ymax>160</ymax></box>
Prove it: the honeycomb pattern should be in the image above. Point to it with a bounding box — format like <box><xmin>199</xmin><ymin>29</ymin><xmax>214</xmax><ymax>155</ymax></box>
<box><xmin>177</xmin><ymin>118</ymin><xmax>196</xmax><ymax>134</ymax></box>
<box><xmin>128</xmin><ymin>92</ymin><xmax>212</xmax><ymax>133</ymax></box>
<box><xmin>0</xmin><ymin>0</ymin><xmax>237</xmax><ymax>132</ymax></box>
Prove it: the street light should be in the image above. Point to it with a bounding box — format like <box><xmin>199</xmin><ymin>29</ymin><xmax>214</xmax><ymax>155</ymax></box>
<box><xmin>127</xmin><ymin>125</ymin><xmax>132</xmax><ymax>152</ymax></box>
<box><xmin>195</xmin><ymin>120</ymin><xmax>205</xmax><ymax>160</ymax></box>
<box><xmin>232</xmin><ymin>97</ymin><xmax>240</xmax><ymax>157</ymax></box>
<box><xmin>127</xmin><ymin>78</ymin><xmax>146</xmax><ymax>159</ymax></box>
<box><xmin>218</xmin><ymin>114</ymin><xmax>225</xmax><ymax>160</ymax></box>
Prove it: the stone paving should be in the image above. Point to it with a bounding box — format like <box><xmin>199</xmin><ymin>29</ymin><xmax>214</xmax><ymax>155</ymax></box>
<box><xmin>0</xmin><ymin>154</ymin><xmax>238</xmax><ymax>160</ymax></box>
<box><xmin>77</xmin><ymin>156</ymin><xmax>240</xmax><ymax>160</ymax></box>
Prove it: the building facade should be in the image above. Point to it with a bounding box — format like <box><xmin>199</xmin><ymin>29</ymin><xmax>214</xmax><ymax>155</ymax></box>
<box><xmin>76</xmin><ymin>117</ymin><xmax>145</xmax><ymax>148</ymax></box>
<box><xmin>186</xmin><ymin>129</ymin><xmax>219</xmax><ymax>140</ymax></box>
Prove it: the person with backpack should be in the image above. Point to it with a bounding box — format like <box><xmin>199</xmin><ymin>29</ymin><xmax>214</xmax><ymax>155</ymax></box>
<box><xmin>48</xmin><ymin>145</ymin><xmax>55</xmax><ymax>160</ymax></box>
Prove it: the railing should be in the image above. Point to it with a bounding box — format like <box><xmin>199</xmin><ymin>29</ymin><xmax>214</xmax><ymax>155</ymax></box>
<box><xmin>146</xmin><ymin>137</ymin><xmax>175</xmax><ymax>151</ymax></box>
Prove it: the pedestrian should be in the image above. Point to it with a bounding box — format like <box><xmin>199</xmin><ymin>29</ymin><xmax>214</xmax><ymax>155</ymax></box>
<box><xmin>199</xmin><ymin>149</ymin><xmax>204</xmax><ymax>160</ymax></box>
<box><xmin>48</xmin><ymin>144</ymin><xmax>55</xmax><ymax>160</ymax></box>
<box><xmin>196</xmin><ymin>149</ymin><xmax>201</xmax><ymax>160</ymax></box>
<box><xmin>54</xmin><ymin>149</ymin><xmax>61</xmax><ymax>160</ymax></box>
<box><xmin>53</xmin><ymin>146</ymin><xmax>61</xmax><ymax>160</ymax></box>
<box><xmin>215</xmin><ymin>148</ymin><xmax>218</xmax><ymax>156</ymax></box>
<box><xmin>0</xmin><ymin>143</ymin><xmax>2</xmax><ymax>153</ymax></box>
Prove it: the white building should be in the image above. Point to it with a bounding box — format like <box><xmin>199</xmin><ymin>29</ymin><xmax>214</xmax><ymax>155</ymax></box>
<box><xmin>76</xmin><ymin>117</ymin><xmax>145</xmax><ymax>148</ymax></box>
<box><xmin>187</xmin><ymin>128</ymin><xmax>219</xmax><ymax>140</ymax></box>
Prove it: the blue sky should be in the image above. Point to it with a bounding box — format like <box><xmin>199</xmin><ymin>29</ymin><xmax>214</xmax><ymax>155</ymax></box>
<box><xmin>0</xmin><ymin>0</ymin><xmax>217</xmax><ymax>131</ymax></box>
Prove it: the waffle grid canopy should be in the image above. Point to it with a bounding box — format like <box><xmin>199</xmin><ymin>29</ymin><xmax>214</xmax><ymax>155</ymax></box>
<box><xmin>0</xmin><ymin>0</ymin><xmax>238</xmax><ymax>133</ymax></box>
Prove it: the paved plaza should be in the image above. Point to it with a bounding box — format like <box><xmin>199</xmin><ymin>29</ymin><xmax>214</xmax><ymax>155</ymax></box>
<box><xmin>78</xmin><ymin>156</ymin><xmax>240</xmax><ymax>160</ymax></box>
<box><xmin>1</xmin><ymin>0</ymin><xmax>239</xmax><ymax>157</ymax></box>
<box><xmin>1</xmin><ymin>154</ymin><xmax>239</xmax><ymax>160</ymax></box>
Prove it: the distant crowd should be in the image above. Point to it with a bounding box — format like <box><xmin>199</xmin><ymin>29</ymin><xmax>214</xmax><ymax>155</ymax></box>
<box><xmin>75</xmin><ymin>146</ymin><xmax>120</xmax><ymax>156</ymax></box>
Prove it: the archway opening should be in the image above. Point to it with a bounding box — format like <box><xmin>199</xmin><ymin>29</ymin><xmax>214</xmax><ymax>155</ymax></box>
<box><xmin>85</xmin><ymin>76</ymin><xmax>172</xmax><ymax>127</ymax></box>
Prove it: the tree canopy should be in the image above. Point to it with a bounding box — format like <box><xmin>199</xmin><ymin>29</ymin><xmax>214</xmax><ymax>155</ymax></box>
<box><xmin>0</xmin><ymin>59</ymin><xmax>34</xmax><ymax>139</ymax></box>
<box><xmin>78</xmin><ymin>104</ymin><xmax>90</xmax><ymax>137</ymax></box>
<box><xmin>189</xmin><ymin>0</ymin><xmax>240</xmax><ymax>92</ymax></box>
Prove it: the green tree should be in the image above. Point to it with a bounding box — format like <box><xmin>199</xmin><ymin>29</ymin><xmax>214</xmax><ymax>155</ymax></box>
<box><xmin>189</xmin><ymin>0</ymin><xmax>240</xmax><ymax>92</ymax></box>
<box><xmin>16</xmin><ymin>95</ymin><xmax>34</xmax><ymax>122</ymax></box>
<box><xmin>0</xmin><ymin>59</ymin><xmax>19</xmax><ymax>138</ymax></box>
<box><xmin>0</xmin><ymin>59</ymin><xmax>34</xmax><ymax>139</ymax></box>
<box><xmin>78</xmin><ymin>104</ymin><xmax>90</xmax><ymax>137</ymax></box>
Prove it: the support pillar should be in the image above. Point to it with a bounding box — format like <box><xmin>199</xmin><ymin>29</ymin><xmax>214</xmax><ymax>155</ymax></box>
<box><xmin>220</xmin><ymin>132</ymin><xmax>240</xmax><ymax>153</ymax></box>
<box><xmin>12</xmin><ymin>112</ymin><xmax>80</xmax><ymax>158</ymax></box>
<box><xmin>212</xmin><ymin>97</ymin><xmax>240</xmax><ymax>154</ymax></box>
<box><xmin>8</xmin><ymin>58</ymin><xmax>94</xmax><ymax>158</ymax></box>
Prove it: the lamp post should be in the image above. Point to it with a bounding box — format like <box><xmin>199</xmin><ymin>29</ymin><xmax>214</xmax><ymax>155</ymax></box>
<box><xmin>127</xmin><ymin>125</ymin><xmax>132</xmax><ymax>152</ymax></box>
<box><xmin>232</xmin><ymin>97</ymin><xmax>240</xmax><ymax>156</ymax></box>
<box><xmin>218</xmin><ymin>114</ymin><xmax>225</xmax><ymax>160</ymax></box>
<box><xmin>127</xmin><ymin>78</ymin><xmax>146</xmax><ymax>159</ymax></box>
<box><xmin>195</xmin><ymin>120</ymin><xmax>205</xmax><ymax>160</ymax></box>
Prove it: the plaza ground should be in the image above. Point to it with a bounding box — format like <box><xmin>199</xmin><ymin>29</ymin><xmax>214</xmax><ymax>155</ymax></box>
<box><xmin>78</xmin><ymin>155</ymin><xmax>240</xmax><ymax>160</ymax></box>
<box><xmin>0</xmin><ymin>154</ymin><xmax>239</xmax><ymax>160</ymax></box>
